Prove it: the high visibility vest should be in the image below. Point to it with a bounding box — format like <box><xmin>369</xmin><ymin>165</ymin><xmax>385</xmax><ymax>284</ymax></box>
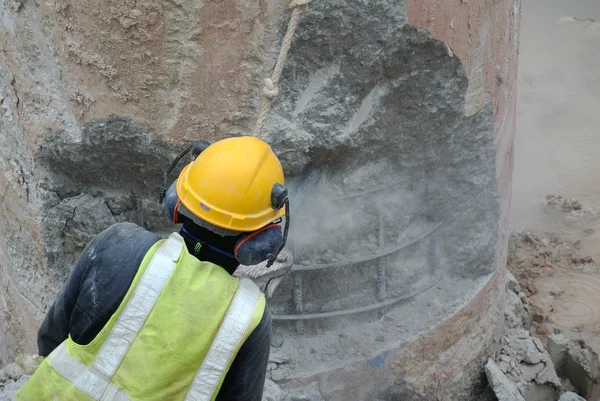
<box><xmin>17</xmin><ymin>232</ymin><xmax>266</xmax><ymax>401</ymax></box>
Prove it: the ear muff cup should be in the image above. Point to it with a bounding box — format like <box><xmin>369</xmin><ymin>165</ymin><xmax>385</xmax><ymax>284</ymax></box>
<box><xmin>234</xmin><ymin>224</ymin><xmax>283</xmax><ymax>266</ymax></box>
<box><xmin>164</xmin><ymin>180</ymin><xmax>181</xmax><ymax>223</ymax></box>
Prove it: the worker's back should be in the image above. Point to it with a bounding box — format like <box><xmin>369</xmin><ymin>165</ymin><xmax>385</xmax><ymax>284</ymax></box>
<box><xmin>17</xmin><ymin>230</ymin><xmax>266</xmax><ymax>401</ymax></box>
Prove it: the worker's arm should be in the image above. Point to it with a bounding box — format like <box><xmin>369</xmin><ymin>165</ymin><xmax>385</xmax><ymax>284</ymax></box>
<box><xmin>216</xmin><ymin>307</ymin><xmax>272</xmax><ymax>401</ymax></box>
<box><xmin>37</xmin><ymin>222</ymin><xmax>159</xmax><ymax>356</ymax></box>
<box><xmin>37</xmin><ymin>252</ymin><xmax>86</xmax><ymax>356</ymax></box>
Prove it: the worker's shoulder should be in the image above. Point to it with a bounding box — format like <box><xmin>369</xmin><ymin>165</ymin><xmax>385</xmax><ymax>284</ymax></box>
<box><xmin>98</xmin><ymin>222</ymin><xmax>153</xmax><ymax>237</ymax></box>
<box><xmin>88</xmin><ymin>222</ymin><xmax>161</xmax><ymax>255</ymax></box>
<box><xmin>76</xmin><ymin>223</ymin><xmax>161</xmax><ymax>275</ymax></box>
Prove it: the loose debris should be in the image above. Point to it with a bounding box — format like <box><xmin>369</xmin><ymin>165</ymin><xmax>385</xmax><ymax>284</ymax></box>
<box><xmin>486</xmin><ymin>196</ymin><xmax>600</xmax><ymax>401</ymax></box>
<box><xmin>0</xmin><ymin>363</ymin><xmax>31</xmax><ymax>401</ymax></box>
<box><xmin>558</xmin><ymin>392</ymin><xmax>586</xmax><ymax>401</ymax></box>
<box><xmin>508</xmin><ymin>195</ymin><xmax>600</xmax><ymax>298</ymax></box>
<box><xmin>489</xmin><ymin>274</ymin><xmax>562</xmax><ymax>401</ymax></box>
<box><xmin>507</xmin><ymin>231</ymin><xmax>583</xmax><ymax>297</ymax></box>
<box><xmin>547</xmin><ymin>334</ymin><xmax>600</xmax><ymax>400</ymax></box>
<box><xmin>486</xmin><ymin>359</ymin><xmax>526</xmax><ymax>401</ymax></box>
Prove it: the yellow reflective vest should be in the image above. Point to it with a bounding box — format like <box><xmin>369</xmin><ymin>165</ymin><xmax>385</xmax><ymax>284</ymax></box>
<box><xmin>17</xmin><ymin>233</ymin><xmax>266</xmax><ymax>401</ymax></box>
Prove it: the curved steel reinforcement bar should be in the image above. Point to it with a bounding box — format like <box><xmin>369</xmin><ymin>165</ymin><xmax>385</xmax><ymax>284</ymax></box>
<box><xmin>272</xmin><ymin>274</ymin><xmax>443</xmax><ymax>320</ymax></box>
<box><xmin>292</xmin><ymin>221</ymin><xmax>442</xmax><ymax>271</ymax></box>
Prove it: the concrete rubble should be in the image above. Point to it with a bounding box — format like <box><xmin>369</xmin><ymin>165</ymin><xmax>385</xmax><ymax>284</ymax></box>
<box><xmin>496</xmin><ymin>329</ymin><xmax>560</xmax><ymax>401</ymax></box>
<box><xmin>547</xmin><ymin>334</ymin><xmax>600</xmax><ymax>401</ymax></box>
<box><xmin>486</xmin><ymin>359</ymin><xmax>526</xmax><ymax>401</ymax></box>
<box><xmin>558</xmin><ymin>392</ymin><xmax>586</xmax><ymax>401</ymax></box>
<box><xmin>0</xmin><ymin>364</ymin><xmax>30</xmax><ymax>401</ymax></box>
<box><xmin>487</xmin><ymin>274</ymin><xmax>561</xmax><ymax>401</ymax></box>
<box><xmin>482</xmin><ymin>273</ymin><xmax>600</xmax><ymax>401</ymax></box>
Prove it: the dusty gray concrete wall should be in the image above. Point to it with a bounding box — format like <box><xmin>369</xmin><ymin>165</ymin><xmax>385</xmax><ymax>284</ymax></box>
<box><xmin>0</xmin><ymin>0</ymin><xmax>286</xmax><ymax>364</ymax></box>
<box><xmin>262</xmin><ymin>0</ymin><xmax>520</xmax><ymax>398</ymax></box>
<box><xmin>266</xmin><ymin>6</ymin><xmax>499</xmax><ymax>318</ymax></box>
<box><xmin>0</xmin><ymin>1</ymin><xmax>519</xmax><ymax>398</ymax></box>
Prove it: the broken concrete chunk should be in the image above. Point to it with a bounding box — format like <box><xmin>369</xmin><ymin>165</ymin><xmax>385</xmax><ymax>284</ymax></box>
<box><xmin>507</xmin><ymin>271</ymin><xmax>521</xmax><ymax>294</ymax></box>
<box><xmin>263</xmin><ymin>379</ymin><xmax>284</xmax><ymax>401</ymax></box>
<box><xmin>501</xmin><ymin>330</ymin><xmax>561</xmax><ymax>385</ymax></box>
<box><xmin>486</xmin><ymin>359</ymin><xmax>526</xmax><ymax>401</ymax></box>
<box><xmin>284</xmin><ymin>383</ymin><xmax>324</xmax><ymax>401</ymax></box>
<box><xmin>269</xmin><ymin>352</ymin><xmax>290</xmax><ymax>365</ymax></box>
<box><xmin>0</xmin><ymin>363</ymin><xmax>24</xmax><ymax>379</ymax></box>
<box><xmin>547</xmin><ymin>334</ymin><xmax>600</xmax><ymax>400</ymax></box>
<box><xmin>567</xmin><ymin>341</ymin><xmax>600</xmax><ymax>380</ymax></box>
<box><xmin>504</xmin><ymin>290</ymin><xmax>527</xmax><ymax>329</ymax></box>
<box><xmin>520</xmin><ymin>382</ymin><xmax>557</xmax><ymax>401</ymax></box>
<box><xmin>495</xmin><ymin>328</ymin><xmax>561</xmax><ymax>401</ymax></box>
<box><xmin>14</xmin><ymin>354</ymin><xmax>43</xmax><ymax>375</ymax></box>
<box><xmin>558</xmin><ymin>392</ymin><xmax>587</xmax><ymax>401</ymax></box>
<box><xmin>0</xmin><ymin>375</ymin><xmax>30</xmax><ymax>401</ymax></box>
<box><xmin>547</xmin><ymin>334</ymin><xmax>570</xmax><ymax>371</ymax></box>
<box><xmin>564</xmin><ymin>340</ymin><xmax>600</xmax><ymax>400</ymax></box>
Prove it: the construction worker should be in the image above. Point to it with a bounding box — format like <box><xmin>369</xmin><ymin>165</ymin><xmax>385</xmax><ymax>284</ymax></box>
<box><xmin>17</xmin><ymin>136</ymin><xmax>290</xmax><ymax>401</ymax></box>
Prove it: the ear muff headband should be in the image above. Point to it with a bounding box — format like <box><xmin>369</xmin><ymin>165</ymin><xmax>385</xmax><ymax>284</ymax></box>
<box><xmin>267</xmin><ymin>198</ymin><xmax>290</xmax><ymax>267</ymax></box>
<box><xmin>159</xmin><ymin>140</ymin><xmax>211</xmax><ymax>204</ymax></box>
<box><xmin>164</xmin><ymin>180</ymin><xmax>181</xmax><ymax>223</ymax></box>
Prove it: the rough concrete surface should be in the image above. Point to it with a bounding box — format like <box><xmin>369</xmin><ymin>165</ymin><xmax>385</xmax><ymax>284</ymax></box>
<box><xmin>0</xmin><ymin>0</ymin><xmax>518</xmax><ymax>399</ymax></box>
<box><xmin>559</xmin><ymin>392</ymin><xmax>586</xmax><ymax>401</ymax></box>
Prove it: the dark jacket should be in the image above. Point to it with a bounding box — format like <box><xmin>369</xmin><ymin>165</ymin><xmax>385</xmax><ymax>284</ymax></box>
<box><xmin>38</xmin><ymin>222</ymin><xmax>271</xmax><ymax>401</ymax></box>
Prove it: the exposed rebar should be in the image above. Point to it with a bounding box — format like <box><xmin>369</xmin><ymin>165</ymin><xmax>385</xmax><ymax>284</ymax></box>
<box><xmin>272</xmin><ymin>274</ymin><xmax>442</xmax><ymax>320</ymax></box>
<box><xmin>376</xmin><ymin>198</ymin><xmax>386</xmax><ymax>302</ymax></box>
<box><xmin>292</xmin><ymin>222</ymin><xmax>442</xmax><ymax>271</ymax></box>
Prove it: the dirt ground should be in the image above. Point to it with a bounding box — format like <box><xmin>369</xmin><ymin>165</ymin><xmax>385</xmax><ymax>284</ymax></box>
<box><xmin>508</xmin><ymin>195</ymin><xmax>600</xmax><ymax>353</ymax></box>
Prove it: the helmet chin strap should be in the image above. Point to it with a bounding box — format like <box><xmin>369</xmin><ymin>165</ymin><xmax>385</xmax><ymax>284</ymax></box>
<box><xmin>267</xmin><ymin>198</ymin><xmax>290</xmax><ymax>267</ymax></box>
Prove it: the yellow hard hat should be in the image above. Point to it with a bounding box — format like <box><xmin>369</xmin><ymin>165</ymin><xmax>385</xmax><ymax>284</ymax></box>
<box><xmin>176</xmin><ymin>136</ymin><xmax>286</xmax><ymax>232</ymax></box>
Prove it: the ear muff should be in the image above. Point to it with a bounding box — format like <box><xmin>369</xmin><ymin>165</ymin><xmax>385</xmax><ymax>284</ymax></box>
<box><xmin>234</xmin><ymin>224</ymin><xmax>283</xmax><ymax>266</ymax></box>
<box><xmin>164</xmin><ymin>180</ymin><xmax>181</xmax><ymax>224</ymax></box>
<box><xmin>271</xmin><ymin>183</ymin><xmax>288</xmax><ymax>210</ymax></box>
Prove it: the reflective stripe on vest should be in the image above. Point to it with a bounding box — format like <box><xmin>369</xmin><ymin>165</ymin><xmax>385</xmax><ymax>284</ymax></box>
<box><xmin>47</xmin><ymin>233</ymin><xmax>262</xmax><ymax>401</ymax></box>
<box><xmin>48</xmin><ymin>343</ymin><xmax>131</xmax><ymax>401</ymax></box>
<box><xmin>185</xmin><ymin>279</ymin><xmax>261</xmax><ymax>401</ymax></box>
